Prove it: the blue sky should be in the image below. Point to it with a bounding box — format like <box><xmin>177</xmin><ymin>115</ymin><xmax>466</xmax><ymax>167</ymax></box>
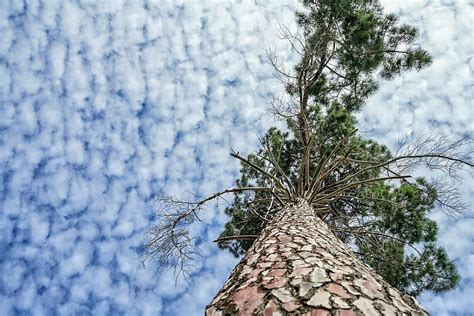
<box><xmin>0</xmin><ymin>0</ymin><xmax>472</xmax><ymax>315</ymax></box>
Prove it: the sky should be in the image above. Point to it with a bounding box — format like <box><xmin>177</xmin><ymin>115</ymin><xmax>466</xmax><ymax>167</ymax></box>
<box><xmin>0</xmin><ymin>0</ymin><xmax>472</xmax><ymax>315</ymax></box>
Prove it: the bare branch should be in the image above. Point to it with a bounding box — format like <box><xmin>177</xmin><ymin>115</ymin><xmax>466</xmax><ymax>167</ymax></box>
<box><xmin>336</xmin><ymin>227</ymin><xmax>422</xmax><ymax>256</ymax></box>
<box><xmin>277</xmin><ymin>23</ymin><xmax>305</xmax><ymax>56</ymax></box>
<box><xmin>313</xmin><ymin>175</ymin><xmax>412</xmax><ymax>204</ymax></box>
<box><xmin>230</xmin><ymin>150</ymin><xmax>291</xmax><ymax>198</ymax></box>
<box><xmin>307</xmin><ymin>129</ymin><xmax>358</xmax><ymax>201</ymax></box>
<box><xmin>143</xmin><ymin>186</ymin><xmax>272</xmax><ymax>278</ymax></box>
<box><xmin>260</xmin><ymin>137</ymin><xmax>297</xmax><ymax>195</ymax></box>
<box><xmin>213</xmin><ymin>235</ymin><xmax>259</xmax><ymax>243</ymax></box>
<box><xmin>269</xmin><ymin>96</ymin><xmax>299</xmax><ymax>119</ymax></box>
<box><xmin>265</xmin><ymin>49</ymin><xmax>297</xmax><ymax>81</ymax></box>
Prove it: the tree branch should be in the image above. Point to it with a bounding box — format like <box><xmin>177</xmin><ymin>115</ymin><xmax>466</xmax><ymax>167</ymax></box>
<box><xmin>213</xmin><ymin>235</ymin><xmax>259</xmax><ymax>243</ymax></box>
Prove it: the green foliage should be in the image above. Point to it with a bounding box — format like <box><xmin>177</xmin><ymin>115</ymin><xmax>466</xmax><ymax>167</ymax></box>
<box><xmin>360</xmin><ymin>240</ymin><xmax>459</xmax><ymax>296</ymax></box>
<box><xmin>288</xmin><ymin>0</ymin><xmax>432</xmax><ymax>111</ymax></box>
<box><xmin>353</xmin><ymin>178</ymin><xmax>459</xmax><ymax>295</ymax></box>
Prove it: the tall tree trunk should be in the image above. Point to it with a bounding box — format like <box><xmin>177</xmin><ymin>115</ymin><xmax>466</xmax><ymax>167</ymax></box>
<box><xmin>206</xmin><ymin>199</ymin><xmax>427</xmax><ymax>315</ymax></box>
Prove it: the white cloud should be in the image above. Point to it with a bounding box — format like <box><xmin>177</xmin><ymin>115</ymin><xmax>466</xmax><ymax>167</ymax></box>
<box><xmin>29</xmin><ymin>212</ymin><xmax>50</xmax><ymax>244</ymax></box>
<box><xmin>0</xmin><ymin>260</ymin><xmax>26</xmax><ymax>294</ymax></box>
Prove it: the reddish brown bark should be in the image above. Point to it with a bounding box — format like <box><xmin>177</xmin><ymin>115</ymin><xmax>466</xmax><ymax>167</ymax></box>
<box><xmin>206</xmin><ymin>199</ymin><xmax>427</xmax><ymax>315</ymax></box>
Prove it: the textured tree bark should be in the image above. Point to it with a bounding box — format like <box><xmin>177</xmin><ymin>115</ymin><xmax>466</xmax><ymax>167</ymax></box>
<box><xmin>206</xmin><ymin>199</ymin><xmax>428</xmax><ymax>315</ymax></box>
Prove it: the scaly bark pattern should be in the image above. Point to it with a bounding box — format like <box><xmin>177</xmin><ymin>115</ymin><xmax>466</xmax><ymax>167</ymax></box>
<box><xmin>206</xmin><ymin>199</ymin><xmax>428</xmax><ymax>315</ymax></box>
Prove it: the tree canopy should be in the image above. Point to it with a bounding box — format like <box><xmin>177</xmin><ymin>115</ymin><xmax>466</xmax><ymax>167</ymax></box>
<box><xmin>216</xmin><ymin>0</ymin><xmax>464</xmax><ymax>296</ymax></box>
<box><xmin>217</xmin><ymin>107</ymin><xmax>462</xmax><ymax>296</ymax></box>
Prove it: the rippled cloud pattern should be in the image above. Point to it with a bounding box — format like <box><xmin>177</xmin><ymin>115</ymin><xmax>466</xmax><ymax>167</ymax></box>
<box><xmin>0</xmin><ymin>1</ymin><xmax>472</xmax><ymax>315</ymax></box>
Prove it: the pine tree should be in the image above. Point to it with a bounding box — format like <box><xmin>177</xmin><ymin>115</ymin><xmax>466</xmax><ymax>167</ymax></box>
<box><xmin>145</xmin><ymin>0</ymin><xmax>472</xmax><ymax>314</ymax></box>
<box><xmin>217</xmin><ymin>111</ymin><xmax>461</xmax><ymax>298</ymax></box>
